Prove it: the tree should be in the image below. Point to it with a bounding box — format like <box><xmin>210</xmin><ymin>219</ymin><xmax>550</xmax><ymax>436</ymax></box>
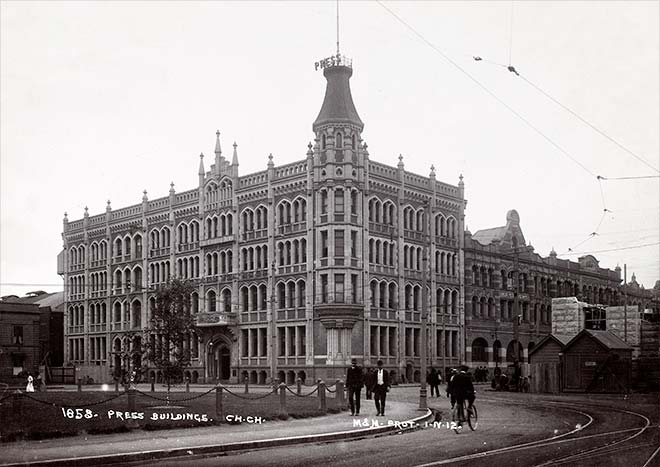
<box><xmin>142</xmin><ymin>278</ymin><xmax>198</xmax><ymax>396</ymax></box>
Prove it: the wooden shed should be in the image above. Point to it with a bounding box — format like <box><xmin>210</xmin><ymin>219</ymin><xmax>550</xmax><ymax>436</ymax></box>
<box><xmin>528</xmin><ymin>334</ymin><xmax>572</xmax><ymax>393</ymax></box>
<box><xmin>561</xmin><ymin>329</ymin><xmax>632</xmax><ymax>393</ymax></box>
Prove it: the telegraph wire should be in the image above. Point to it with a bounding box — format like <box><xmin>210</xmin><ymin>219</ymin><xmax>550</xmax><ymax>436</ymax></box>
<box><xmin>598</xmin><ymin>175</ymin><xmax>660</xmax><ymax>181</ymax></box>
<box><xmin>518</xmin><ymin>75</ymin><xmax>660</xmax><ymax>174</ymax></box>
<box><xmin>375</xmin><ymin>0</ymin><xmax>597</xmax><ymax>178</ymax></box>
<box><xmin>559</xmin><ymin>242</ymin><xmax>660</xmax><ymax>256</ymax></box>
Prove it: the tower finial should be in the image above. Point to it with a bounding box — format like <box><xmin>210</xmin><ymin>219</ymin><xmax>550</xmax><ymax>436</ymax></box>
<box><xmin>232</xmin><ymin>142</ymin><xmax>239</xmax><ymax>165</ymax></box>
<box><xmin>199</xmin><ymin>152</ymin><xmax>205</xmax><ymax>175</ymax></box>
<box><xmin>336</xmin><ymin>0</ymin><xmax>340</xmax><ymax>55</ymax></box>
<box><xmin>215</xmin><ymin>130</ymin><xmax>222</xmax><ymax>155</ymax></box>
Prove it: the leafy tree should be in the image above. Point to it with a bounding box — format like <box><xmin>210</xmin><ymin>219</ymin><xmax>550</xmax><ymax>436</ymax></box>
<box><xmin>142</xmin><ymin>278</ymin><xmax>198</xmax><ymax>397</ymax></box>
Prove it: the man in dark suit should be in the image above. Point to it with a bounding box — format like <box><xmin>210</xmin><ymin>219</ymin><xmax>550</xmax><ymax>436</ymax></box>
<box><xmin>372</xmin><ymin>359</ymin><xmax>390</xmax><ymax>416</ymax></box>
<box><xmin>346</xmin><ymin>358</ymin><xmax>364</xmax><ymax>416</ymax></box>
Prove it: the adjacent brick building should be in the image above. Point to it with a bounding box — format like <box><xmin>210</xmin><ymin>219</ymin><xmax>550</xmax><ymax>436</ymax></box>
<box><xmin>463</xmin><ymin>210</ymin><xmax>622</xmax><ymax>376</ymax></box>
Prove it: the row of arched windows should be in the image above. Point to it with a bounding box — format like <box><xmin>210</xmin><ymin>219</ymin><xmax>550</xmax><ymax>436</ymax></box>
<box><xmin>276</xmin><ymin>239</ymin><xmax>307</xmax><ymax>267</ymax></box>
<box><xmin>113</xmin><ymin>233</ymin><xmax>143</xmax><ymax>258</ymax></box>
<box><xmin>241</xmin><ymin>245</ymin><xmax>269</xmax><ymax>271</ymax></box>
<box><xmin>277</xmin><ymin>198</ymin><xmax>307</xmax><ymax>225</ymax></box>
<box><xmin>205</xmin><ymin>179</ymin><xmax>232</xmax><ymax>206</ymax></box>
<box><xmin>242</xmin><ymin>205</ymin><xmax>268</xmax><ymax>232</ymax></box>
<box><xmin>177</xmin><ymin>221</ymin><xmax>200</xmax><ymax>245</ymax></box>
<box><xmin>205</xmin><ymin>289</ymin><xmax>232</xmax><ymax>313</ymax></box>
<box><xmin>149</xmin><ymin>228</ymin><xmax>170</xmax><ymax>251</ymax></box>
<box><xmin>369</xmin><ymin>239</ymin><xmax>396</xmax><ymax>266</ymax></box>
<box><xmin>113</xmin><ymin>266</ymin><xmax>143</xmax><ymax>291</ymax></box>
<box><xmin>276</xmin><ymin>280</ymin><xmax>306</xmax><ymax>309</ymax></box>
<box><xmin>176</xmin><ymin>256</ymin><xmax>200</xmax><ymax>279</ymax></box>
<box><xmin>90</xmin><ymin>241</ymin><xmax>108</xmax><ymax>263</ymax></box>
<box><xmin>69</xmin><ymin>245</ymin><xmax>86</xmax><ymax>266</ymax></box>
<box><xmin>68</xmin><ymin>304</ymin><xmax>85</xmax><ymax>327</ymax></box>
<box><xmin>206</xmin><ymin>212</ymin><xmax>233</xmax><ymax>238</ymax></box>
<box><xmin>69</xmin><ymin>275</ymin><xmax>85</xmax><ymax>298</ymax></box>
<box><xmin>320</xmin><ymin>131</ymin><xmax>357</xmax><ymax>150</ymax></box>
<box><xmin>205</xmin><ymin>250</ymin><xmax>233</xmax><ymax>276</ymax></box>
<box><xmin>149</xmin><ymin>261</ymin><xmax>170</xmax><ymax>285</ymax></box>
<box><xmin>90</xmin><ymin>271</ymin><xmax>108</xmax><ymax>293</ymax></box>
<box><xmin>368</xmin><ymin>198</ymin><xmax>396</xmax><ymax>225</ymax></box>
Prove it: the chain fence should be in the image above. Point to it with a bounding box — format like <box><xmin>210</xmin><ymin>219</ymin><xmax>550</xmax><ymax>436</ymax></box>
<box><xmin>18</xmin><ymin>391</ymin><xmax>126</xmax><ymax>409</ymax></box>
<box><xmin>285</xmin><ymin>385</ymin><xmax>319</xmax><ymax>398</ymax></box>
<box><xmin>222</xmin><ymin>386</ymin><xmax>278</xmax><ymax>400</ymax></box>
<box><xmin>135</xmin><ymin>386</ymin><xmax>217</xmax><ymax>403</ymax></box>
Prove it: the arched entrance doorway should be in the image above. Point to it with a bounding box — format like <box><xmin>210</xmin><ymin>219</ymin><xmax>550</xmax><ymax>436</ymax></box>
<box><xmin>208</xmin><ymin>339</ymin><xmax>232</xmax><ymax>381</ymax></box>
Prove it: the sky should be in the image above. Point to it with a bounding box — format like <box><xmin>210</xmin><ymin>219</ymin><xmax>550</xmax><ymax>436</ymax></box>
<box><xmin>1</xmin><ymin>1</ymin><xmax>658</xmax><ymax>297</ymax></box>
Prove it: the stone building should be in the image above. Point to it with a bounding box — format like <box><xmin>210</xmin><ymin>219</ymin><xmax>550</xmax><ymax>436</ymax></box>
<box><xmin>58</xmin><ymin>54</ymin><xmax>466</xmax><ymax>384</ymax></box>
<box><xmin>463</xmin><ymin>210</ymin><xmax>621</xmax><ymax>376</ymax></box>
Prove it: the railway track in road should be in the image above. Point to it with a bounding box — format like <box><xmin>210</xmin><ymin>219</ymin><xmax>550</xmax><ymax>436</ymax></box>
<box><xmin>417</xmin><ymin>396</ymin><xmax>658</xmax><ymax>467</ymax></box>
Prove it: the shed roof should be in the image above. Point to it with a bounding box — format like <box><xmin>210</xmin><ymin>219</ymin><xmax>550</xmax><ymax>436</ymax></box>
<box><xmin>565</xmin><ymin>329</ymin><xmax>632</xmax><ymax>352</ymax></box>
<box><xmin>529</xmin><ymin>333</ymin><xmax>573</xmax><ymax>356</ymax></box>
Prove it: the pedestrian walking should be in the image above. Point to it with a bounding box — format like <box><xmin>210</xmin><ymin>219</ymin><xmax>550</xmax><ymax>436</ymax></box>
<box><xmin>372</xmin><ymin>360</ymin><xmax>390</xmax><ymax>416</ymax></box>
<box><xmin>365</xmin><ymin>367</ymin><xmax>375</xmax><ymax>400</ymax></box>
<box><xmin>427</xmin><ymin>367</ymin><xmax>440</xmax><ymax>397</ymax></box>
<box><xmin>346</xmin><ymin>358</ymin><xmax>364</xmax><ymax>416</ymax></box>
<box><xmin>26</xmin><ymin>373</ymin><xmax>35</xmax><ymax>392</ymax></box>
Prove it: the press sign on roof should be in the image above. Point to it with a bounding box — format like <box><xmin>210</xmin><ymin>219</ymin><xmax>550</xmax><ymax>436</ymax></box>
<box><xmin>315</xmin><ymin>54</ymin><xmax>352</xmax><ymax>71</ymax></box>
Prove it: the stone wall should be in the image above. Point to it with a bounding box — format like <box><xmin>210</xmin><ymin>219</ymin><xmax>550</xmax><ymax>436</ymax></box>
<box><xmin>605</xmin><ymin>306</ymin><xmax>641</xmax><ymax>358</ymax></box>
<box><xmin>551</xmin><ymin>297</ymin><xmax>585</xmax><ymax>339</ymax></box>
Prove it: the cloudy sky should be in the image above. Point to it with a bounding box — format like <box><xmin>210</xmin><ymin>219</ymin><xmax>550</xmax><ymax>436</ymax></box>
<box><xmin>1</xmin><ymin>1</ymin><xmax>658</xmax><ymax>297</ymax></box>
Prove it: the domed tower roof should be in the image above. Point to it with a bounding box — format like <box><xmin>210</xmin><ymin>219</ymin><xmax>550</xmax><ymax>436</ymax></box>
<box><xmin>313</xmin><ymin>56</ymin><xmax>363</xmax><ymax>132</ymax></box>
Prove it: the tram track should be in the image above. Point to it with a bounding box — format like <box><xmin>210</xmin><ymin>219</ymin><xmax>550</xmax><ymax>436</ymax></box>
<box><xmin>418</xmin><ymin>395</ymin><xmax>658</xmax><ymax>467</ymax></box>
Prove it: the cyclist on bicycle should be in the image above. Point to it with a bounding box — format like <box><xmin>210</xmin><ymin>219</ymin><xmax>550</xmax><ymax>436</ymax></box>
<box><xmin>452</xmin><ymin>366</ymin><xmax>475</xmax><ymax>423</ymax></box>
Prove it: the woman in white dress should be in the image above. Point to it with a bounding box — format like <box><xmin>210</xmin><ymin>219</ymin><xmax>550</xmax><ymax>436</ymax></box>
<box><xmin>26</xmin><ymin>374</ymin><xmax>35</xmax><ymax>392</ymax></box>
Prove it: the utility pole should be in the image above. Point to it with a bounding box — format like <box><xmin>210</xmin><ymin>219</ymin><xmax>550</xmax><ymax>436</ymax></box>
<box><xmin>512</xmin><ymin>244</ymin><xmax>520</xmax><ymax>362</ymax></box>
<box><xmin>624</xmin><ymin>264</ymin><xmax>627</xmax><ymax>343</ymax></box>
<box><xmin>419</xmin><ymin>200</ymin><xmax>429</xmax><ymax>410</ymax></box>
<box><xmin>270</xmin><ymin>261</ymin><xmax>278</xmax><ymax>383</ymax></box>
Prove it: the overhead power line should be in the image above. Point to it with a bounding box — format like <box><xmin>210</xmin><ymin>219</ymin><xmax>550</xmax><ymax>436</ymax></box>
<box><xmin>375</xmin><ymin>1</ymin><xmax>597</xmax><ymax>178</ymax></box>
<box><xmin>559</xmin><ymin>242</ymin><xmax>660</xmax><ymax>256</ymax></box>
<box><xmin>519</xmin><ymin>75</ymin><xmax>660</xmax><ymax>174</ymax></box>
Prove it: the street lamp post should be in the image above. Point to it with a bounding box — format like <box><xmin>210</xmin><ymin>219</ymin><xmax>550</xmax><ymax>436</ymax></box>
<box><xmin>419</xmin><ymin>200</ymin><xmax>429</xmax><ymax>410</ymax></box>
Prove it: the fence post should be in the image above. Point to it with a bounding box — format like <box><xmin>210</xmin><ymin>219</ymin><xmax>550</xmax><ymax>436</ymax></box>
<box><xmin>336</xmin><ymin>379</ymin><xmax>345</xmax><ymax>407</ymax></box>
<box><xmin>77</xmin><ymin>378</ymin><xmax>82</xmax><ymax>392</ymax></box>
<box><xmin>115</xmin><ymin>379</ymin><xmax>119</xmax><ymax>393</ymax></box>
<box><xmin>318</xmin><ymin>380</ymin><xmax>326</xmax><ymax>412</ymax></box>
<box><xmin>215</xmin><ymin>386</ymin><xmax>223</xmax><ymax>419</ymax></box>
<box><xmin>127</xmin><ymin>388</ymin><xmax>136</xmax><ymax>412</ymax></box>
<box><xmin>150</xmin><ymin>376</ymin><xmax>155</xmax><ymax>393</ymax></box>
<box><xmin>244</xmin><ymin>377</ymin><xmax>249</xmax><ymax>394</ymax></box>
<box><xmin>296</xmin><ymin>377</ymin><xmax>302</xmax><ymax>395</ymax></box>
<box><xmin>278</xmin><ymin>382</ymin><xmax>287</xmax><ymax>418</ymax></box>
<box><xmin>185</xmin><ymin>378</ymin><xmax>190</xmax><ymax>393</ymax></box>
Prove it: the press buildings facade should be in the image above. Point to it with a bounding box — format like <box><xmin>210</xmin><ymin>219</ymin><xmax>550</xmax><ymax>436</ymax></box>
<box><xmin>59</xmin><ymin>55</ymin><xmax>467</xmax><ymax>384</ymax></box>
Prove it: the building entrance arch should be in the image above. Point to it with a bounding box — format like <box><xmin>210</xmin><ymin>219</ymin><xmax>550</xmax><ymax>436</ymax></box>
<box><xmin>208</xmin><ymin>335</ymin><xmax>232</xmax><ymax>381</ymax></box>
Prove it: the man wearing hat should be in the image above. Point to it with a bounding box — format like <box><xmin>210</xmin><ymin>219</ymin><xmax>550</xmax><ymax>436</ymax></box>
<box><xmin>372</xmin><ymin>359</ymin><xmax>390</xmax><ymax>416</ymax></box>
<box><xmin>346</xmin><ymin>358</ymin><xmax>364</xmax><ymax>416</ymax></box>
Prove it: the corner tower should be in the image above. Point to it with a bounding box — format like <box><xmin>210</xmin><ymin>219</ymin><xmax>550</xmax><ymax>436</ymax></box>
<box><xmin>310</xmin><ymin>53</ymin><xmax>367</xmax><ymax>372</ymax></box>
<box><xmin>312</xmin><ymin>54</ymin><xmax>364</xmax><ymax>172</ymax></box>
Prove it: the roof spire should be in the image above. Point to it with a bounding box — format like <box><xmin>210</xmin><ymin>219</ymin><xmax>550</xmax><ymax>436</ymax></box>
<box><xmin>215</xmin><ymin>130</ymin><xmax>222</xmax><ymax>156</ymax></box>
<box><xmin>198</xmin><ymin>152</ymin><xmax>205</xmax><ymax>175</ymax></box>
<box><xmin>232</xmin><ymin>142</ymin><xmax>239</xmax><ymax>165</ymax></box>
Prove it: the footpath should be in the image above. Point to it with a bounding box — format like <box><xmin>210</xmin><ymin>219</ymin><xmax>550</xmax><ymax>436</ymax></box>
<box><xmin>1</xmin><ymin>398</ymin><xmax>431</xmax><ymax>467</ymax></box>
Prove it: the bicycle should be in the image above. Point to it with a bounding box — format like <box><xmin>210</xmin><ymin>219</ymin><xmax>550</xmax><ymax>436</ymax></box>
<box><xmin>451</xmin><ymin>400</ymin><xmax>478</xmax><ymax>433</ymax></box>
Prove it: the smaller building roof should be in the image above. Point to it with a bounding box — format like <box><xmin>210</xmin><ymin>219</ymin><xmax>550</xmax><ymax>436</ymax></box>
<box><xmin>564</xmin><ymin>329</ymin><xmax>632</xmax><ymax>352</ymax></box>
<box><xmin>529</xmin><ymin>333</ymin><xmax>573</xmax><ymax>356</ymax></box>
<box><xmin>472</xmin><ymin>226</ymin><xmax>507</xmax><ymax>245</ymax></box>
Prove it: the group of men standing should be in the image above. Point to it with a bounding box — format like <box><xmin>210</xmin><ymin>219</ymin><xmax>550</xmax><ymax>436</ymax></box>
<box><xmin>346</xmin><ymin>359</ymin><xmax>390</xmax><ymax>416</ymax></box>
<box><xmin>346</xmin><ymin>361</ymin><xmax>476</xmax><ymax>417</ymax></box>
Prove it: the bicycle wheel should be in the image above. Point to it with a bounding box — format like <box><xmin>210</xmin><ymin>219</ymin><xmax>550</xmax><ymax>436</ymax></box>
<box><xmin>467</xmin><ymin>405</ymin><xmax>478</xmax><ymax>431</ymax></box>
